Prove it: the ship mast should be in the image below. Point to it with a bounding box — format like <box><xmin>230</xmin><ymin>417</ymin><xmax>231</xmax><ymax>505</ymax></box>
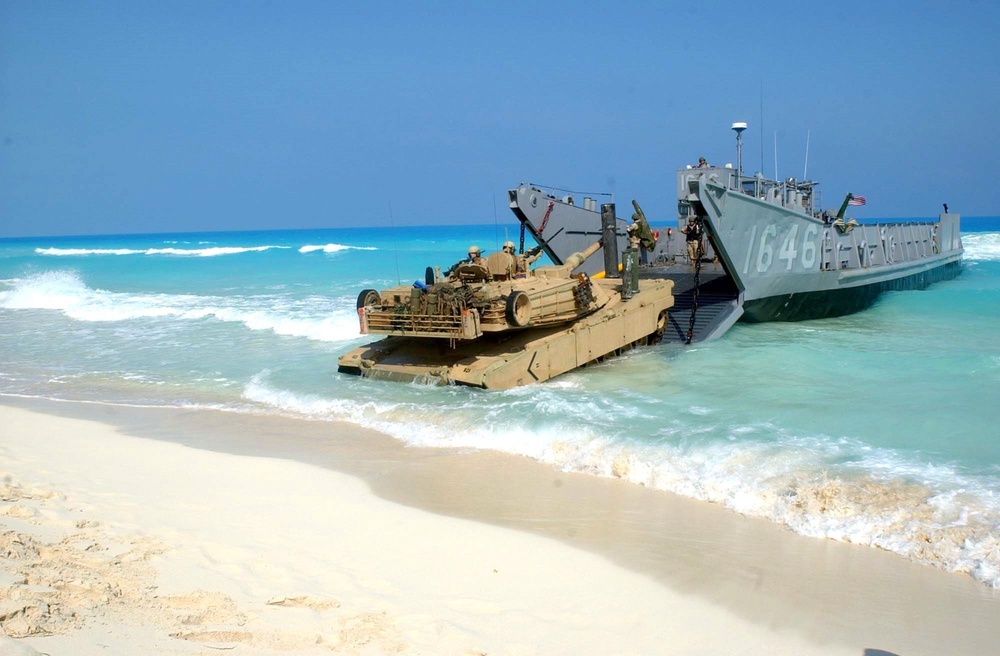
<box><xmin>732</xmin><ymin>121</ymin><xmax>747</xmax><ymax>188</ymax></box>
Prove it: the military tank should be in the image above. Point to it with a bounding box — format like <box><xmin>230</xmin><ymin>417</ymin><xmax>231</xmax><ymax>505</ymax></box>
<box><xmin>338</xmin><ymin>241</ymin><xmax>674</xmax><ymax>389</ymax></box>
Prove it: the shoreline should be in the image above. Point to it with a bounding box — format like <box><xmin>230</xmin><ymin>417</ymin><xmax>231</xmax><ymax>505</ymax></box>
<box><xmin>1</xmin><ymin>397</ymin><xmax>998</xmax><ymax>654</ymax></box>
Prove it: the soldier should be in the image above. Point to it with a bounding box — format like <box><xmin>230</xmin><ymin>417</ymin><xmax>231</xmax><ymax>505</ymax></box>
<box><xmin>515</xmin><ymin>245</ymin><xmax>543</xmax><ymax>276</ymax></box>
<box><xmin>629</xmin><ymin>200</ymin><xmax>657</xmax><ymax>264</ymax></box>
<box><xmin>445</xmin><ymin>245</ymin><xmax>486</xmax><ymax>277</ymax></box>
<box><xmin>681</xmin><ymin>217</ymin><xmax>704</xmax><ymax>265</ymax></box>
<box><xmin>467</xmin><ymin>245</ymin><xmax>485</xmax><ymax>267</ymax></box>
<box><xmin>696</xmin><ymin>157</ymin><xmax>710</xmax><ymax>168</ymax></box>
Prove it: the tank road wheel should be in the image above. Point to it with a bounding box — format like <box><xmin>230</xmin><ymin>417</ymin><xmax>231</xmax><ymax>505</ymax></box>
<box><xmin>357</xmin><ymin>289</ymin><xmax>380</xmax><ymax>309</ymax></box>
<box><xmin>505</xmin><ymin>291</ymin><xmax>532</xmax><ymax>327</ymax></box>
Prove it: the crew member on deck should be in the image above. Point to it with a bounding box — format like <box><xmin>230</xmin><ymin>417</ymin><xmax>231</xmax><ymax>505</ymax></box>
<box><xmin>696</xmin><ymin>157</ymin><xmax>710</xmax><ymax>168</ymax></box>
<box><xmin>681</xmin><ymin>217</ymin><xmax>704</xmax><ymax>266</ymax></box>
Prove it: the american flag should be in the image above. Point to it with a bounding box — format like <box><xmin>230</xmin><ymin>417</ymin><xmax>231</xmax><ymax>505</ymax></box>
<box><xmin>848</xmin><ymin>195</ymin><xmax>867</xmax><ymax>206</ymax></box>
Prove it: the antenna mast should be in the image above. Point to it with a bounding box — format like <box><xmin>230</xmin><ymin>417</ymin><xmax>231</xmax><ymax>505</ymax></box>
<box><xmin>773</xmin><ymin>131</ymin><xmax>779</xmax><ymax>181</ymax></box>
<box><xmin>759</xmin><ymin>80</ymin><xmax>765</xmax><ymax>175</ymax></box>
<box><xmin>732</xmin><ymin>121</ymin><xmax>747</xmax><ymax>187</ymax></box>
<box><xmin>803</xmin><ymin>129</ymin><xmax>811</xmax><ymax>181</ymax></box>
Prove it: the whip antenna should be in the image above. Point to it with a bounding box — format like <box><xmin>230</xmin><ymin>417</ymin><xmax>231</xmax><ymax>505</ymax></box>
<box><xmin>803</xmin><ymin>129</ymin><xmax>811</xmax><ymax>180</ymax></box>
<box><xmin>388</xmin><ymin>200</ymin><xmax>401</xmax><ymax>285</ymax></box>
<box><xmin>493</xmin><ymin>192</ymin><xmax>500</xmax><ymax>251</ymax></box>
<box><xmin>773</xmin><ymin>131</ymin><xmax>779</xmax><ymax>181</ymax></box>
<box><xmin>759</xmin><ymin>80</ymin><xmax>765</xmax><ymax>175</ymax></box>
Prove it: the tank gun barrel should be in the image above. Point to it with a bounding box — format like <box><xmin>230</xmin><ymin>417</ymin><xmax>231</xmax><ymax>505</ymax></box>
<box><xmin>563</xmin><ymin>240</ymin><xmax>603</xmax><ymax>270</ymax></box>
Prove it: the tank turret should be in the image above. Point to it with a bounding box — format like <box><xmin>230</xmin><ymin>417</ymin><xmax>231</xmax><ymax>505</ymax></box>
<box><xmin>356</xmin><ymin>240</ymin><xmax>608</xmax><ymax>341</ymax></box>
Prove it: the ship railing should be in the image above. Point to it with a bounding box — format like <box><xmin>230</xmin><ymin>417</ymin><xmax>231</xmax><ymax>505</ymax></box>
<box><xmin>521</xmin><ymin>183</ymin><xmax>613</xmax><ymax>211</ymax></box>
<box><xmin>677</xmin><ymin>167</ymin><xmax>818</xmax><ymax>215</ymax></box>
<box><xmin>821</xmin><ymin>221</ymin><xmax>943</xmax><ymax>272</ymax></box>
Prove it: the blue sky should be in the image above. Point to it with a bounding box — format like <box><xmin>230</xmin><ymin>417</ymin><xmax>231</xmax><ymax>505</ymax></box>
<box><xmin>1</xmin><ymin>1</ymin><xmax>997</xmax><ymax>237</ymax></box>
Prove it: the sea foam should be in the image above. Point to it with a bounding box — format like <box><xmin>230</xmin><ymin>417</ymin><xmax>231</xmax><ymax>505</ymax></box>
<box><xmin>35</xmin><ymin>245</ymin><xmax>290</xmax><ymax>257</ymax></box>
<box><xmin>0</xmin><ymin>271</ymin><xmax>364</xmax><ymax>342</ymax></box>
<box><xmin>961</xmin><ymin>233</ymin><xmax>1000</xmax><ymax>261</ymax></box>
<box><xmin>241</xmin><ymin>372</ymin><xmax>1000</xmax><ymax>588</ymax></box>
<box><xmin>298</xmin><ymin>243</ymin><xmax>378</xmax><ymax>253</ymax></box>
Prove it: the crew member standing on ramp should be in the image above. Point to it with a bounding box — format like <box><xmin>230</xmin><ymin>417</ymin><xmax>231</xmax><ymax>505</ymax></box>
<box><xmin>681</xmin><ymin>217</ymin><xmax>703</xmax><ymax>266</ymax></box>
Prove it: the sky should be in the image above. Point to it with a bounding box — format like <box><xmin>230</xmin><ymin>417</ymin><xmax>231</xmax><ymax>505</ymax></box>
<box><xmin>1</xmin><ymin>0</ymin><xmax>998</xmax><ymax>238</ymax></box>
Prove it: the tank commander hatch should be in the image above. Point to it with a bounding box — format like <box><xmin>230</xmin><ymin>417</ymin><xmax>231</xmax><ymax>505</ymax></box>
<box><xmin>445</xmin><ymin>245</ymin><xmax>486</xmax><ymax>277</ymax></box>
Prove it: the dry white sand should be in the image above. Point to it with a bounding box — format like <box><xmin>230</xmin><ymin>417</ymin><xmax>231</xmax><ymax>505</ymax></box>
<box><xmin>1</xmin><ymin>400</ymin><xmax>998</xmax><ymax>656</ymax></box>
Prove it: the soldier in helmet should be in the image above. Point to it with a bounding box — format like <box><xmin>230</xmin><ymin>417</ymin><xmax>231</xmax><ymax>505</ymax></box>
<box><xmin>516</xmin><ymin>245</ymin><xmax>543</xmax><ymax>277</ymax></box>
<box><xmin>445</xmin><ymin>245</ymin><xmax>486</xmax><ymax>277</ymax></box>
<box><xmin>467</xmin><ymin>245</ymin><xmax>485</xmax><ymax>266</ymax></box>
<box><xmin>502</xmin><ymin>239</ymin><xmax>543</xmax><ymax>277</ymax></box>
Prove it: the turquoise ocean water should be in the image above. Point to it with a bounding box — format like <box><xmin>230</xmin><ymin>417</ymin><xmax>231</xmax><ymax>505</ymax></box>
<box><xmin>2</xmin><ymin>218</ymin><xmax>999</xmax><ymax>586</ymax></box>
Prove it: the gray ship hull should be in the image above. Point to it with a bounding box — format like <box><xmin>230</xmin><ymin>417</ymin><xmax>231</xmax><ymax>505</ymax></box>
<box><xmin>741</xmin><ymin>259</ymin><xmax>962</xmax><ymax>321</ymax></box>
<box><xmin>509</xmin><ymin>170</ymin><xmax>963</xmax><ymax>341</ymax></box>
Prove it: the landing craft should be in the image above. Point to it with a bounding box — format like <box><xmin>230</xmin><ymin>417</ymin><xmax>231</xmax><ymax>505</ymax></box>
<box><xmin>509</xmin><ymin>122</ymin><xmax>964</xmax><ymax>343</ymax></box>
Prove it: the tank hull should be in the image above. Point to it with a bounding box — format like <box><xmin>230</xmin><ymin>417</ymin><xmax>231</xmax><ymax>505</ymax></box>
<box><xmin>338</xmin><ymin>279</ymin><xmax>674</xmax><ymax>389</ymax></box>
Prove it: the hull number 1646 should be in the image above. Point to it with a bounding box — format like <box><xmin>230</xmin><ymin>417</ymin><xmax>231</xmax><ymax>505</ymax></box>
<box><xmin>742</xmin><ymin>223</ymin><xmax>820</xmax><ymax>275</ymax></box>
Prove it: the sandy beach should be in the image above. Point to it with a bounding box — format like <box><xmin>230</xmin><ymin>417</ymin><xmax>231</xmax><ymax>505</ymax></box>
<box><xmin>1</xmin><ymin>399</ymin><xmax>997</xmax><ymax>656</ymax></box>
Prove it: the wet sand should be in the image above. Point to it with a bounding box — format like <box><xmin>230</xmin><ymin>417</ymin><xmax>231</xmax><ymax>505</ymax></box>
<box><xmin>1</xmin><ymin>397</ymin><xmax>997</xmax><ymax>655</ymax></box>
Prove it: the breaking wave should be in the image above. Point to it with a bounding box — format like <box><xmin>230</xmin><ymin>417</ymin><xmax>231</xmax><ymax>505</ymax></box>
<box><xmin>298</xmin><ymin>243</ymin><xmax>378</xmax><ymax>253</ymax></box>
<box><xmin>241</xmin><ymin>373</ymin><xmax>1000</xmax><ymax>588</ymax></box>
<box><xmin>35</xmin><ymin>245</ymin><xmax>290</xmax><ymax>257</ymax></box>
<box><xmin>961</xmin><ymin>233</ymin><xmax>1000</xmax><ymax>261</ymax></box>
<box><xmin>0</xmin><ymin>270</ymin><xmax>363</xmax><ymax>342</ymax></box>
